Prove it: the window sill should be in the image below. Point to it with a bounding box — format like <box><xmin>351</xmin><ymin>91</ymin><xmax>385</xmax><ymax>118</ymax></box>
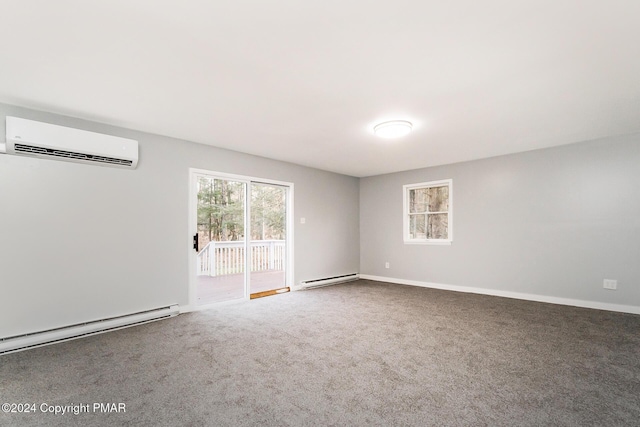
<box><xmin>403</xmin><ymin>240</ymin><xmax>452</xmax><ymax>246</ymax></box>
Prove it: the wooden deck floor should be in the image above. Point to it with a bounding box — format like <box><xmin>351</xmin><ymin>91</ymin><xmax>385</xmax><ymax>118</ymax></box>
<box><xmin>196</xmin><ymin>270</ymin><xmax>286</xmax><ymax>305</ymax></box>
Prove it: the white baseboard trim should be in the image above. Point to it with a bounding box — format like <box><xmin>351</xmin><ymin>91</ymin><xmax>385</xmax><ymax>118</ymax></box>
<box><xmin>359</xmin><ymin>274</ymin><xmax>640</xmax><ymax>315</ymax></box>
<box><xmin>297</xmin><ymin>273</ymin><xmax>360</xmax><ymax>290</ymax></box>
<box><xmin>1</xmin><ymin>305</ymin><xmax>180</xmax><ymax>355</ymax></box>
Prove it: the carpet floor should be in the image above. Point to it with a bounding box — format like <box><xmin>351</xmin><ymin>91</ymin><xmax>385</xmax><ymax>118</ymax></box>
<box><xmin>1</xmin><ymin>279</ymin><xmax>639</xmax><ymax>426</ymax></box>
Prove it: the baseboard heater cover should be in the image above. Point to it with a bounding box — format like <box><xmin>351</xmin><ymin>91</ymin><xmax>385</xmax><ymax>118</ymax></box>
<box><xmin>0</xmin><ymin>304</ymin><xmax>179</xmax><ymax>355</ymax></box>
<box><xmin>300</xmin><ymin>273</ymin><xmax>359</xmax><ymax>289</ymax></box>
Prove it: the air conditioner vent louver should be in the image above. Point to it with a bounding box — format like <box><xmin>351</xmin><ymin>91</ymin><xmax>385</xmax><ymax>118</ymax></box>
<box><xmin>14</xmin><ymin>144</ymin><xmax>133</xmax><ymax>166</ymax></box>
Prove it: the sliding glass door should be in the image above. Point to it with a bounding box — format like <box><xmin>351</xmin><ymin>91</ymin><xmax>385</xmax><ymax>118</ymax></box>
<box><xmin>249</xmin><ymin>183</ymin><xmax>287</xmax><ymax>296</ymax></box>
<box><xmin>191</xmin><ymin>171</ymin><xmax>292</xmax><ymax>306</ymax></box>
<box><xmin>194</xmin><ymin>176</ymin><xmax>247</xmax><ymax>304</ymax></box>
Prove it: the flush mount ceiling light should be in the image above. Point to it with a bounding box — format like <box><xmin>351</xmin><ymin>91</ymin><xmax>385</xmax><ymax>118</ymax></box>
<box><xmin>373</xmin><ymin>120</ymin><xmax>413</xmax><ymax>138</ymax></box>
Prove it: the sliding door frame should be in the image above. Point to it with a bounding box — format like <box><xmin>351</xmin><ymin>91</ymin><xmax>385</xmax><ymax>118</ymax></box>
<box><xmin>187</xmin><ymin>168</ymin><xmax>294</xmax><ymax>312</ymax></box>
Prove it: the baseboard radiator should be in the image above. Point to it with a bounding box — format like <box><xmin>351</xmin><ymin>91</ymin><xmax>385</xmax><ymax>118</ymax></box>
<box><xmin>300</xmin><ymin>273</ymin><xmax>359</xmax><ymax>290</ymax></box>
<box><xmin>0</xmin><ymin>304</ymin><xmax>179</xmax><ymax>355</ymax></box>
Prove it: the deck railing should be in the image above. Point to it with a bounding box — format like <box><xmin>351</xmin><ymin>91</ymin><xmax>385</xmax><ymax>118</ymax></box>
<box><xmin>197</xmin><ymin>240</ymin><xmax>285</xmax><ymax>276</ymax></box>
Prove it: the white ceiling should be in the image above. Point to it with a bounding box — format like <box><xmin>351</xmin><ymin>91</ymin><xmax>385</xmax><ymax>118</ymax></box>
<box><xmin>1</xmin><ymin>1</ymin><xmax>639</xmax><ymax>177</ymax></box>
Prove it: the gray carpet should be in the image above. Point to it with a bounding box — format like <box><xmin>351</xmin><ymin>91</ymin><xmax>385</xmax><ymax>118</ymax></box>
<box><xmin>2</xmin><ymin>279</ymin><xmax>639</xmax><ymax>426</ymax></box>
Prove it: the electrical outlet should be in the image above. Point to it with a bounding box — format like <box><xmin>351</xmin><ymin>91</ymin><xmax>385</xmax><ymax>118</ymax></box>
<box><xmin>300</xmin><ymin>217</ymin><xmax>306</xmax><ymax>224</ymax></box>
<box><xmin>385</xmin><ymin>262</ymin><xmax>390</xmax><ymax>269</ymax></box>
<box><xmin>603</xmin><ymin>279</ymin><xmax>617</xmax><ymax>290</ymax></box>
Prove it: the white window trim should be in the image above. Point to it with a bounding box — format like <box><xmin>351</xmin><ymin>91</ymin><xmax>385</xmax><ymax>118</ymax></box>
<box><xmin>403</xmin><ymin>179</ymin><xmax>453</xmax><ymax>245</ymax></box>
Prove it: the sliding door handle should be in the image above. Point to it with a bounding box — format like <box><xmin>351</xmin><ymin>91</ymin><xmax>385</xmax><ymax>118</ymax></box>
<box><xmin>193</xmin><ymin>234</ymin><xmax>199</xmax><ymax>252</ymax></box>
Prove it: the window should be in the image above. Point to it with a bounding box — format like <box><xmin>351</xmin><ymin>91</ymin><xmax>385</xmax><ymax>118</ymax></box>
<box><xmin>403</xmin><ymin>179</ymin><xmax>452</xmax><ymax>244</ymax></box>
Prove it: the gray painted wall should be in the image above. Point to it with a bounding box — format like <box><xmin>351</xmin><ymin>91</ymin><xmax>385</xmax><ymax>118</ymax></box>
<box><xmin>0</xmin><ymin>103</ymin><xmax>359</xmax><ymax>338</ymax></box>
<box><xmin>360</xmin><ymin>134</ymin><xmax>640</xmax><ymax>307</ymax></box>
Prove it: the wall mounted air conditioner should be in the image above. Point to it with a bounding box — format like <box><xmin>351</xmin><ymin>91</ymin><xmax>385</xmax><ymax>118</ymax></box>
<box><xmin>2</xmin><ymin>116</ymin><xmax>138</xmax><ymax>168</ymax></box>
